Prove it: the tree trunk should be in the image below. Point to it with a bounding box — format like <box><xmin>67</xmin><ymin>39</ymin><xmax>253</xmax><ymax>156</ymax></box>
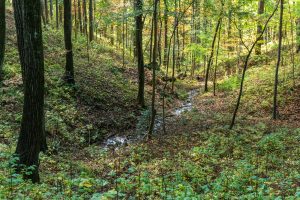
<box><xmin>13</xmin><ymin>0</ymin><xmax>26</xmax><ymax>80</ymax></box>
<box><xmin>0</xmin><ymin>0</ymin><xmax>5</xmax><ymax>81</ymax></box>
<box><xmin>50</xmin><ymin>0</ymin><xmax>53</xmax><ymax>20</ymax></box>
<box><xmin>89</xmin><ymin>0</ymin><xmax>93</xmax><ymax>41</ymax></box>
<box><xmin>59</xmin><ymin>3</ymin><xmax>63</xmax><ymax>24</ymax></box>
<box><xmin>83</xmin><ymin>0</ymin><xmax>88</xmax><ymax>36</ymax></box>
<box><xmin>273</xmin><ymin>0</ymin><xmax>283</xmax><ymax>120</ymax></box>
<box><xmin>74</xmin><ymin>0</ymin><xmax>78</xmax><ymax>39</ymax></box>
<box><xmin>56</xmin><ymin>0</ymin><xmax>59</xmax><ymax>29</ymax></box>
<box><xmin>64</xmin><ymin>0</ymin><xmax>75</xmax><ymax>84</ymax></box>
<box><xmin>213</xmin><ymin>19</ymin><xmax>222</xmax><ymax>96</ymax></box>
<box><xmin>255</xmin><ymin>0</ymin><xmax>264</xmax><ymax>55</ymax></box>
<box><xmin>230</xmin><ymin>1</ymin><xmax>279</xmax><ymax>129</ymax></box>
<box><xmin>148</xmin><ymin>0</ymin><xmax>159</xmax><ymax>139</ymax></box>
<box><xmin>14</xmin><ymin>0</ymin><xmax>47</xmax><ymax>183</ymax></box>
<box><xmin>45</xmin><ymin>0</ymin><xmax>49</xmax><ymax>23</ymax></box>
<box><xmin>296</xmin><ymin>18</ymin><xmax>300</xmax><ymax>53</ymax></box>
<box><xmin>78</xmin><ymin>0</ymin><xmax>83</xmax><ymax>33</ymax></box>
<box><xmin>204</xmin><ymin>16</ymin><xmax>222</xmax><ymax>92</ymax></box>
<box><xmin>135</xmin><ymin>0</ymin><xmax>145</xmax><ymax>107</ymax></box>
<box><xmin>163</xmin><ymin>0</ymin><xmax>168</xmax><ymax>66</ymax></box>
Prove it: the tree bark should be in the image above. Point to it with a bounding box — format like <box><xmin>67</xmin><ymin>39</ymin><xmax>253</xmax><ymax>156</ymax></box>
<box><xmin>83</xmin><ymin>0</ymin><xmax>88</xmax><ymax>36</ymax></box>
<box><xmin>64</xmin><ymin>0</ymin><xmax>75</xmax><ymax>84</ymax></box>
<box><xmin>163</xmin><ymin>0</ymin><xmax>168</xmax><ymax>66</ymax></box>
<box><xmin>89</xmin><ymin>0</ymin><xmax>94</xmax><ymax>41</ymax></box>
<box><xmin>56</xmin><ymin>0</ymin><xmax>59</xmax><ymax>29</ymax></box>
<box><xmin>78</xmin><ymin>0</ymin><xmax>83</xmax><ymax>33</ymax></box>
<box><xmin>50</xmin><ymin>0</ymin><xmax>53</xmax><ymax>20</ymax></box>
<box><xmin>255</xmin><ymin>0</ymin><xmax>265</xmax><ymax>55</ymax></box>
<box><xmin>14</xmin><ymin>0</ymin><xmax>47</xmax><ymax>183</ymax></box>
<box><xmin>44</xmin><ymin>0</ymin><xmax>49</xmax><ymax>23</ymax></box>
<box><xmin>135</xmin><ymin>0</ymin><xmax>145</xmax><ymax>107</ymax></box>
<box><xmin>204</xmin><ymin>16</ymin><xmax>222</xmax><ymax>92</ymax></box>
<box><xmin>273</xmin><ymin>0</ymin><xmax>283</xmax><ymax>120</ymax></box>
<box><xmin>148</xmin><ymin>0</ymin><xmax>159</xmax><ymax>138</ymax></box>
<box><xmin>0</xmin><ymin>0</ymin><xmax>5</xmax><ymax>80</ymax></box>
<box><xmin>13</xmin><ymin>0</ymin><xmax>26</xmax><ymax>80</ymax></box>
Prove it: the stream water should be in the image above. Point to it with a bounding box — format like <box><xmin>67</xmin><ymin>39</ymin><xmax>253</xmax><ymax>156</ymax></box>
<box><xmin>102</xmin><ymin>89</ymin><xmax>199</xmax><ymax>148</ymax></box>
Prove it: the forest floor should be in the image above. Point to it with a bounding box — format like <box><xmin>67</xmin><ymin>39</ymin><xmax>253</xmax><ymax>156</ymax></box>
<box><xmin>0</xmin><ymin>9</ymin><xmax>300</xmax><ymax>199</ymax></box>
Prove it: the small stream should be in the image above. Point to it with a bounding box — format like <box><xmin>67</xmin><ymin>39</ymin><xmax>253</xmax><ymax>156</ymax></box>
<box><xmin>102</xmin><ymin>89</ymin><xmax>199</xmax><ymax>148</ymax></box>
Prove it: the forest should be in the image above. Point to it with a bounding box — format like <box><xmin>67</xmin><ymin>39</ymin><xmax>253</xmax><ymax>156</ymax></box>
<box><xmin>0</xmin><ymin>0</ymin><xmax>299</xmax><ymax>198</ymax></box>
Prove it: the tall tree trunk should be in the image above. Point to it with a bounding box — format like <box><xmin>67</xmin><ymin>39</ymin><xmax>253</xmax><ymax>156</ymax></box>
<box><xmin>204</xmin><ymin>16</ymin><xmax>222</xmax><ymax>92</ymax></box>
<box><xmin>89</xmin><ymin>0</ymin><xmax>93</xmax><ymax>41</ymax></box>
<box><xmin>50</xmin><ymin>0</ymin><xmax>53</xmax><ymax>20</ymax></box>
<box><xmin>273</xmin><ymin>0</ymin><xmax>283</xmax><ymax>120</ymax></box>
<box><xmin>296</xmin><ymin>18</ymin><xmax>300</xmax><ymax>53</ymax></box>
<box><xmin>64</xmin><ymin>0</ymin><xmax>75</xmax><ymax>84</ymax></box>
<box><xmin>74</xmin><ymin>0</ymin><xmax>78</xmax><ymax>39</ymax></box>
<box><xmin>213</xmin><ymin>19</ymin><xmax>222</xmax><ymax>96</ymax></box>
<box><xmin>14</xmin><ymin>0</ymin><xmax>47</xmax><ymax>183</ymax></box>
<box><xmin>83</xmin><ymin>0</ymin><xmax>88</xmax><ymax>36</ymax></box>
<box><xmin>13</xmin><ymin>0</ymin><xmax>26</xmax><ymax>80</ymax></box>
<box><xmin>135</xmin><ymin>0</ymin><xmax>145</xmax><ymax>107</ymax></box>
<box><xmin>0</xmin><ymin>0</ymin><xmax>5</xmax><ymax>81</ymax></box>
<box><xmin>230</xmin><ymin>1</ymin><xmax>279</xmax><ymax>129</ymax></box>
<box><xmin>41</xmin><ymin>0</ymin><xmax>46</xmax><ymax>25</ymax></box>
<box><xmin>148</xmin><ymin>0</ymin><xmax>159</xmax><ymax>139</ymax></box>
<box><xmin>163</xmin><ymin>0</ymin><xmax>168</xmax><ymax>66</ymax></box>
<box><xmin>59</xmin><ymin>3</ymin><xmax>63</xmax><ymax>24</ymax></box>
<box><xmin>56</xmin><ymin>0</ymin><xmax>59</xmax><ymax>29</ymax></box>
<box><xmin>45</xmin><ymin>0</ymin><xmax>49</xmax><ymax>23</ymax></box>
<box><xmin>288</xmin><ymin>1</ymin><xmax>295</xmax><ymax>87</ymax></box>
<box><xmin>255</xmin><ymin>0</ymin><xmax>265</xmax><ymax>55</ymax></box>
<box><xmin>78</xmin><ymin>0</ymin><xmax>83</xmax><ymax>33</ymax></box>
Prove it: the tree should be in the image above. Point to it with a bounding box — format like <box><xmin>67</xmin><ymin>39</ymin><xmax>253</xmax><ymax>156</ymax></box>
<box><xmin>273</xmin><ymin>0</ymin><xmax>283</xmax><ymax>120</ymax></box>
<box><xmin>148</xmin><ymin>0</ymin><xmax>159</xmax><ymax>138</ymax></box>
<box><xmin>255</xmin><ymin>0</ymin><xmax>265</xmax><ymax>55</ymax></box>
<box><xmin>0</xmin><ymin>0</ymin><xmax>5</xmax><ymax>81</ymax></box>
<box><xmin>163</xmin><ymin>0</ymin><xmax>168</xmax><ymax>66</ymax></box>
<box><xmin>44</xmin><ymin>0</ymin><xmax>49</xmax><ymax>23</ymax></box>
<box><xmin>64</xmin><ymin>0</ymin><xmax>75</xmax><ymax>83</ymax></box>
<box><xmin>50</xmin><ymin>0</ymin><xmax>53</xmax><ymax>20</ymax></box>
<box><xmin>230</xmin><ymin>1</ymin><xmax>280</xmax><ymax>129</ymax></box>
<box><xmin>13</xmin><ymin>0</ymin><xmax>47</xmax><ymax>183</ymax></box>
<box><xmin>56</xmin><ymin>0</ymin><xmax>59</xmax><ymax>29</ymax></box>
<box><xmin>135</xmin><ymin>0</ymin><xmax>145</xmax><ymax>107</ymax></box>
<box><xmin>78</xmin><ymin>0</ymin><xmax>83</xmax><ymax>33</ymax></box>
<box><xmin>83</xmin><ymin>0</ymin><xmax>88</xmax><ymax>36</ymax></box>
<box><xmin>204</xmin><ymin>15</ymin><xmax>222</xmax><ymax>92</ymax></box>
<box><xmin>89</xmin><ymin>0</ymin><xmax>94</xmax><ymax>41</ymax></box>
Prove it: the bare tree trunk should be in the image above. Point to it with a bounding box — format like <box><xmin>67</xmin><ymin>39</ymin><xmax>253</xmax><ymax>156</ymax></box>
<box><xmin>213</xmin><ymin>20</ymin><xmax>222</xmax><ymax>96</ymax></box>
<box><xmin>148</xmin><ymin>0</ymin><xmax>159</xmax><ymax>139</ymax></box>
<box><xmin>204</xmin><ymin>16</ymin><xmax>222</xmax><ymax>92</ymax></box>
<box><xmin>83</xmin><ymin>0</ymin><xmax>88</xmax><ymax>36</ymax></box>
<box><xmin>0</xmin><ymin>0</ymin><xmax>5</xmax><ymax>81</ymax></box>
<box><xmin>273</xmin><ymin>0</ymin><xmax>283</xmax><ymax>120</ymax></box>
<box><xmin>14</xmin><ymin>0</ymin><xmax>47</xmax><ymax>183</ymax></box>
<box><xmin>135</xmin><ymin>0</ymin><xmax>145</xmax><ymax>107</ymax></box>
<box><xmin>255</xmin><ymin>0</ymin><xmax>265</xmax><ymax>55</ymax></box>
<box><xmin>163</xmin><ymin>0</ymin><xmax>168</xmax><ymax>66</ymax></box>
<box><xmin>50</xmin><ymin>0</ymin><xmax>53</xmax><ymax>21</ymax></box>
<box><xmin>64</xmin><ymin>0</ymin><xmax>75</xmax><ymax>84</ymax></box>
<box><xmin>89</xmin><ymin>0</ymin><xmax>94</xmax><ymax>41</ymax></box>
<box><xmin>44</xmin><ymin>0</ymin><xmax>49</xmax><ymax>23</ymax></box>
<box><xmin>56</xmin><ymin>0</ymin><xmax>59</xmax><ymax>29</ymax></box>
<box><xmin>78</xmin><ymin>0</ymin><xmax>83</xmax><ymax>33</ymax></box>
